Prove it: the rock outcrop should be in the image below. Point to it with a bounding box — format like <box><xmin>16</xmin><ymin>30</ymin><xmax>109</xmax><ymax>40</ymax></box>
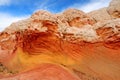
<box><xmin>0</xmin><ymin>0</ymin><xmax>120</xmax><ymax>80</ymax></box>
<box><xmin>87</xmin><ymin>8</ymin><xmax>112</xmax><ymax>22</ymax></box>
<box><xmin>88</xmin><ymin>0</ymin><xmax>120</xmax><ymax>21</ymax></box>
<box><xmin>108</xmin><ymin>0</ymin><xmax>120</xmax><ymax>18</ymax></box>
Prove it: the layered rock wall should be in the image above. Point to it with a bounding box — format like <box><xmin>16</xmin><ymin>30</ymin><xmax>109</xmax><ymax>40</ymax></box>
<box><xmin>0</xmin><ymin>0</ymin><xmax>120</xmax><ymax>80</ymax></box>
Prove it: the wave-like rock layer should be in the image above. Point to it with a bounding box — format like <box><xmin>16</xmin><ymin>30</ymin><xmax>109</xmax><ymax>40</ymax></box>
<box><xmin>0</xmin><ymin>0</ymin><xmax>120</xmax><ymax>80</ymax></box>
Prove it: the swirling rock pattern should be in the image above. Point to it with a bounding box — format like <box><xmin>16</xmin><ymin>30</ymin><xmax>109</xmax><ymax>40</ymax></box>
<box><xmin>0</xmin><ymin>0</ymin><xmax>120</xmax><ymax>80</ymax></box>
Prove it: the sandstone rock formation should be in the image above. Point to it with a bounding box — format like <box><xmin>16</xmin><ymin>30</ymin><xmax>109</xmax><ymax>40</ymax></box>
<box><xmin>87</xmin><ymin>8</ymin><xmax>112</xmax><ymax>22</ymax></box>
<box><xmin>108</xmin><ymin>0</ymin><xmax>120</xmax><ymax>18</ymax></box>
<box><xmin>0</xmin><ymin>0</ymin><xmax>120</xmax><ymax>80</ymax></box>
<box><xmin>88</xmin><ymin>0</ymin><xmax>120</xmax><ymax>21</ymax></box>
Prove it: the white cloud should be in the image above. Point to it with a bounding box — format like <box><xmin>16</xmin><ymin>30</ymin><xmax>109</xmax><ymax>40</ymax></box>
<box><xmin>0</xmin><ymin>12</ymin><xmax>29</xmax><ymax>32</ymax></box>
<box><xmin>0</xmin><ymin>0</ymin><xmax>11</xmax><ymax>6</ymax></box>
<box><xmin>34</xmin><ymin>0</ymin><xmax>51</xmax><ymax>13</ymax></box>
<box><xmin>70</xmin><ymin>0</ymin><xmax>112</xmax><ymax>13</ymax></box>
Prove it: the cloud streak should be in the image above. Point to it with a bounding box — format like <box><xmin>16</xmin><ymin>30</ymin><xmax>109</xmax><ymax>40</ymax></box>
<box><xmin>0</xmin><ymin>12</ymin><xmax>29</xmax><ymax>32</ymax></box>
<box><xmin>0</xmin><ymin>0</ymin><xmax>11</xmax><ymax>6</ymax></box>
<box><xmin>70</xmin><ymin>0</ymin><xmax>111</xmax><ymax>12</ymax></box>
<box><xmin>34</xmin><ymin>0</ymin><xmax>58</xmax><ymax>13</ymax></box>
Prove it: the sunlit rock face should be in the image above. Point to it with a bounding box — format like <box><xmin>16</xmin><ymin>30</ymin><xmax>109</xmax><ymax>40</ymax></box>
<box><xmin>108</xmin><ymin>0</ymin><xmax>120</xmax><ymax>18</ymax></box>
<box><xmin>0</xmin><ymin>0</ymin><xmax>120</xmax><ymax>80</ymax></box>
<box><xmin>87</xmin><ymin>8</ymin><xmax>112</xmax><ymax>22</ymax></box>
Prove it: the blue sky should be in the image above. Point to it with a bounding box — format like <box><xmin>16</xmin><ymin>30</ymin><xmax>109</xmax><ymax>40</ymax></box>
<box><xmin>0</xmin><ymin>0</ymin><xmax>111</xmax><ymax>31</ymax></box>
